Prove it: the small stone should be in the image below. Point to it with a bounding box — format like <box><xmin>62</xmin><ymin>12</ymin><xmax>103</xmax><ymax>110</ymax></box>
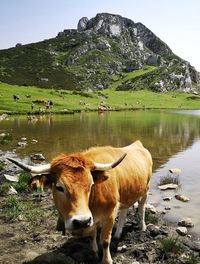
<box><xmin>117</xmin><ymin>245</ymin><xmax>127</xmax><ymax>252</ymax></box>
<box><xmin>176</xmin><ymin>227</ymin><xmax>187</xmax><ymax>236</ymax></box>
<box><xmin>178</xmin><ymin>218</ymin><xmax>194</xmax><ymax>227</ymax></box>
<box><xmin>163</xmin><ymin>196</ymin><xmax>172</xmax><ymax>201</ymax></box>
<box><xmin>164</xmin><ymin>206</ymin><xmax>171</xmax><ymax>210</ymax></box>
<box><xmin>160</xmin><ymin>226</ymin><xmax>169</xmax><ymax>235</ymax></box>
<box><xmin>30</xmin><ymin>153</ymin><xmax>45</xmax><ymax>161</ymax></box>
<box><xmin>31</xmin><ymin>139</ymin><xmax>38</xmax><ymax>143</ymax></box>
<box><xmin>21</xmin><ymin>137</ymin><xmax>27</xmax><ymax>141</ymax></box>
<box><xmin>147</xmin><ymin>224</ymin><xmax>160</xmax><ymax>237</ymax></box>
<box><xmin>17</xmin><ymin>142</ymin><xmax>27</xmax><ymax>147</ymax></box>
<box><xmin>175</xmin><ymin>194</ymin><xmax>190</xmax><ymax>202</ymax></box>
<box><xmin>146</xmin><ymin>204</ymin><xmax>157</xmax><ymax>214</ymax></box>
<box><xmin>18</xmin><ymin>214</ymin><xmax>25</xmax><ymax>221</ymax></box>
<box><xmin>169</xmin><ymin>168</ymin><xmax>181</xmax><ymax>174</ymax></box>
<box><xmin>7</xmin><ymin>186</ymin><xmax>18</xmax><ymax>195</ymax></box>
<box><xmin>158</xmin><ymin>183</ymin><xmax>178</xmax><ymax>190</ymax></box>
<box><xmin>4</xmin><ymin>174</ymin><xmax>19</xmax><ymax>182</ymax></box>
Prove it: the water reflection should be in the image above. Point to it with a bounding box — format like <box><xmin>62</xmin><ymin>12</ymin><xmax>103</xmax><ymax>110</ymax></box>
<box><xmin>1</xmin><ymin>111</ymin><xmax>200</xmax><ymax>170</ymax></box>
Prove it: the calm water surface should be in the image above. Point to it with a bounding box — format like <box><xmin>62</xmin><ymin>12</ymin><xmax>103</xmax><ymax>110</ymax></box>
<box><xmin>0</xmin><ymin>110</ymin><xmax>200</xmax><ymax>236</ymax></box>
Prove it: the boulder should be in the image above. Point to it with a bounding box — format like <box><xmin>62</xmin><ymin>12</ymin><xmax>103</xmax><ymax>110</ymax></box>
<box><xmin>147</xmin><ymin>224</ymin><xmax>160</xmax><ymax>237</ymax></box>
<box><xmin>178</xmin><ymin>218</ymin><xmax>194</xmax><ymax>228</ymax></box>
<box><xmin>175</xmin><ymin>194</ymin><xmax>190</xmax><ymax>202</ymax></box>
<box><xmin>158</xmin><ymin>183</ymin><xmax>178</xmax><ymax>190</ymax></box>
<box><xmin>77</xmin><ymin>17</ymin><xmax>89</xmax><ymax>32</ymax></box>
<box><xmin>176</xmin><ymin>226</ymin><xmax>187</xmax><ymax>236</ymax></box>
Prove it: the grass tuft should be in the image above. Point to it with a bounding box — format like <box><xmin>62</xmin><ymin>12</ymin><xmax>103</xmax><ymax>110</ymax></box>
<box><xmin>14</xmin><ymin>171</ymin><xmax>30</xmax><ymax>192</ymax></box>
<box><xmin>0</xmin><ymin>160</ymin><xmax>5</xmax><ymax>171</ymax></box>
<box><xmin>184</xmin><ymin>253</ymin><xmax>200</xmax><ymax>264</ymax></box>
<box><xmin>160</xmin><ymin>237</ymin><xmax>183</xmax><ymax>255</ymax></box>
<box><xmin>0</xmin><ymin>195</ymin><xmax>44</xmax><ymax>222</ymax></box>
<box><xmin>159</xmin><ymin>175</ymin><xmax>180</xmax><ymax>186</ymax></box>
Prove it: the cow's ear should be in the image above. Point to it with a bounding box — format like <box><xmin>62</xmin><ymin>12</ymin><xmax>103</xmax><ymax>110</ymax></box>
<box><xmin>91</xmin><ymin>170</ymin><xmax>110</xmax><ymax>184</ymax></box>
<box><xmin>28</xmin><ymin>174</ymin><xmax>52</xmax><ymax>192</ymax></box>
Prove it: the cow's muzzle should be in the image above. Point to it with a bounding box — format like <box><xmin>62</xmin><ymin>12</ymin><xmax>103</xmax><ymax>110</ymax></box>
<box><xmin>73</xmin><ymin>216</ymin><xmax>92</xmax><ymax>229</ymax></box>
<box><xmin>65</xmin><ymin>213</ymin><xmax>93</xmax><ymax>230</ymax></box>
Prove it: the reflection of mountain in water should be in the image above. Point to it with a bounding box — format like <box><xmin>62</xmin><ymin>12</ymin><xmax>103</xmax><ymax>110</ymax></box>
<box><xmin>0</xmin><ymin>111</ymin><xmax>200</xmax><ymax>171</ymax></box>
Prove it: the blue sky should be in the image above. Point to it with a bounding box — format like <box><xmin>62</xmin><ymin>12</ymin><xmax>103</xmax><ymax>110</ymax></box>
<box><xmin>0</xmin><ymin>0</ymin><xmax>199</xmax><ymax>70</ymax></box>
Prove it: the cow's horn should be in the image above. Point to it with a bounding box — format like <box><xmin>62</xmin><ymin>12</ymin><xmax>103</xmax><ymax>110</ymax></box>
<box><xmin>7</xmin><ymin>157</ymin><xmax>51</xmax><ymax>174</ymax></box>
<box><xmin>94</xmin><ymin>153</ymin><xmax>127</xmax><ymax>171</ymax></box>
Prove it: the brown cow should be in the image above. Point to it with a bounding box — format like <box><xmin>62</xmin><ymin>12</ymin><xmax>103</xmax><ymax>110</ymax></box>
<box><xmin>8</xmin><ymin>140</ymin><xmax>153</xmax><ymax>264</ymax></box>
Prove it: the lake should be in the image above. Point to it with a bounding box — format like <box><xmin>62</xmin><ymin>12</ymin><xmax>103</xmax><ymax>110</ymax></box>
<box><xmin>1</xmin><ymin>110</ymin><xmax>200</xmax><ymax>236</ymax></box>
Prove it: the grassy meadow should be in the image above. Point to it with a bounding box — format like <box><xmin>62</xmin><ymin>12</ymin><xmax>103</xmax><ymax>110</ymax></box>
<box><xmin>0</xmin><ymin>80</ymin><xmax>200</xmax><ymax>114</ymax></box>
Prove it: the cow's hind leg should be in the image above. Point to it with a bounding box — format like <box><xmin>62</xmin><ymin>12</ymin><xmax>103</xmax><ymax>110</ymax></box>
<box><xmin>138</xmin><ymin>193</ymin><xmax>147</xmax><ymax>231</ymax></box>
<box><xmin>113</xmin><ymin>208</ymin><xmax>128</xmax><ymax>239</ymax></box>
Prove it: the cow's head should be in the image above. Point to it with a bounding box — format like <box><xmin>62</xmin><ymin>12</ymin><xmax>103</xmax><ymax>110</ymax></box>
<box><xmin>7</xmin><ymin>153</ymin><xmax>126</xmax><ymax>231</ymax></box>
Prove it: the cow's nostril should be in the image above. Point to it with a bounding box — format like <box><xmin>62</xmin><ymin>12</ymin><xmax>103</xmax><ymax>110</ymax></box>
<box><xmin>73</xmin><ymin>217</ymin><xmax>92</xmax><ymax>229</ymax></box>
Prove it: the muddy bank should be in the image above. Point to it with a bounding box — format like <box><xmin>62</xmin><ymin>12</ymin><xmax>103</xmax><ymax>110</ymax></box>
<box><xmin>0</xmin><ymin>153</ymin><xmax>200</xmax><ymax>264</ymax></box>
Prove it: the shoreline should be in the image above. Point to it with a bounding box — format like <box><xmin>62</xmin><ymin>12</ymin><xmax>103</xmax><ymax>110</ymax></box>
<box><xmin>1</xmin><ymin>106</ymin><xmax>200</xmax><ymax>117</ymax></box>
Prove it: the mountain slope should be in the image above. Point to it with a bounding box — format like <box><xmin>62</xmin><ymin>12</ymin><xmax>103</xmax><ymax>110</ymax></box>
<box><xmin>0</xmin><ymin>13</ymin><xmax>199</xmax><ymax>92</ymax></box>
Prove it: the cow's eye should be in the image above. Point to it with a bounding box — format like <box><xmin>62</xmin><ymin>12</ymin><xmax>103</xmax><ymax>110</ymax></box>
<box><xmin>56</xmin><ymin>186</ymin><xmax>64</xmax><ymax>192</ymax></box>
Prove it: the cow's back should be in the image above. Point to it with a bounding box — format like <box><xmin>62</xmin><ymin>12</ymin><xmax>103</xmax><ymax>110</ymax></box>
<box><xmin>85</xmin><ymin>141</ymin><xmax>152</xmax><ymax>218</ymax></box>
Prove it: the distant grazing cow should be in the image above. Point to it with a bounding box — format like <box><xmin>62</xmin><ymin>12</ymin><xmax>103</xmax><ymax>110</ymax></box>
<box><xmin>32</xmin><ymin>99</ymin><xmax>47</xmax><ymax>104</ymax></box>
<box><xmin>13</xmin><ymin>94</ymin><xmax>20</xmax><ymax>102</ymax></box>
<box><xmin>8</xmin><ymin>140</ymin><xmax>153</xmax><ymax>264</ymax></box>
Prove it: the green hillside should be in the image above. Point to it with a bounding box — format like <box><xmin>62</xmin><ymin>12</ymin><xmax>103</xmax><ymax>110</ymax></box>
<box><xmin>0</xmin><ymin>13</ymin><xmax>199</xmax><ymax>93</ymax></box>
<box><xmin>1</xmin><ymin>81</ymin><xmax>200</xmax><ymax>114</ymax></box>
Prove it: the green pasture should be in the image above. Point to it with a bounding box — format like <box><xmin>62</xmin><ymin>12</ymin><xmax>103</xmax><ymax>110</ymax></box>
<box><xmin>0</xmin><ymin>81</ymin><xmax>200</xmax><ymax>114</ymax></box>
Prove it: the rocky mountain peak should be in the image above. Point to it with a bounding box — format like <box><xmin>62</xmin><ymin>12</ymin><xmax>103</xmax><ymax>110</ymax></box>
<box><xmin>77</xmin><ymin>13</ymin><xmax>171</xmax><ymax>56</ymax></box>
<box><xmin>78</xmin><ymin>13</ymin><xmax>136</xmax><ymax>37</ymax></box>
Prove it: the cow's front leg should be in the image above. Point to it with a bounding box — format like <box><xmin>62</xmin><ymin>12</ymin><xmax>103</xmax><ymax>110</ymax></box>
<box><xmin>56</xmin><ymin>216</ymin><xmax>66</xmax><ymax>235</ymax></box>
<box><xmin>89</xmin><ymin>227</ymin><xmax>98</xmax><ymax>258</ymax></box>
<box><xmin>100</xmin><ymin>214</ymin><xmax>115</xmax><ymax>264</ymax></box>
<box><xmin>114</xmin><ymin>208</ymin><xmax>128</xmax><ymax>239</ymax></box>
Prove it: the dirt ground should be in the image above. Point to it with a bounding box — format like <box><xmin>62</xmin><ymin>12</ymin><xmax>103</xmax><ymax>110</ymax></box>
<box><xmin>1</xmin><ymin>192</ymin><xmax>200</xmax><ymax>264</ymax></box>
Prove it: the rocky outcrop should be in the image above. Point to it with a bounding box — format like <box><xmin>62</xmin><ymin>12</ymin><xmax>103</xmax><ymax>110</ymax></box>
<box><xmin>77</xmin><ymin>13</ymin><xmax>171</xmax><ymax>56</ymax></box>
<box><xmin>77</xmin><ymin>17</ymin><xmax>89</xmax><ymax>32</ymax></box>
<box><xmin>135</xmin><ymin>22</ymin><xmax>171</xmax><ymax>56</ymax></box>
